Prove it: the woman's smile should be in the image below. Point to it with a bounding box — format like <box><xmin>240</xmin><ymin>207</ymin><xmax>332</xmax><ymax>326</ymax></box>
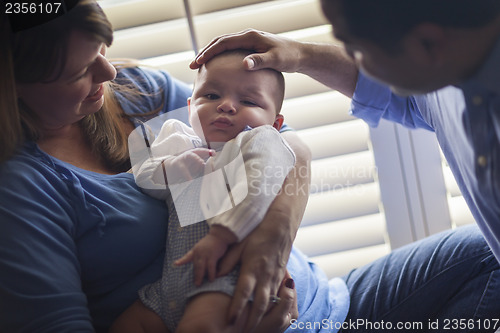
<box><xmin>84</xmin><ymin>84</ymin><xmax>104</xmax><ymax>103</ymax></box>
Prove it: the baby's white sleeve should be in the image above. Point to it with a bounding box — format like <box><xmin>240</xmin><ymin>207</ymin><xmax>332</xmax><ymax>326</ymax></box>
<box><xmin>206</xmin><ymin>126</ymin><xmax>296</xmax><ymax>241</ymax></box>
<box><xmin>134</xmin><ymin>119</ymin><xmax>198</xmax><ymax>200</ymax></box>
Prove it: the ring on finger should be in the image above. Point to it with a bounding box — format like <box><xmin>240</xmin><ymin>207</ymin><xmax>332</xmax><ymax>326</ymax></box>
<box><xmin>269</xmin><ymin>295</ymin><xmax>281</xmax><ymax>304</ymax></box>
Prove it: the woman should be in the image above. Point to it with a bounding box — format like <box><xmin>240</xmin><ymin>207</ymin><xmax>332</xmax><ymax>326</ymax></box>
<box><xmin>0</xmin><ymin>1</ymin><xmax>306</xmax><ymax>331</ymax></box>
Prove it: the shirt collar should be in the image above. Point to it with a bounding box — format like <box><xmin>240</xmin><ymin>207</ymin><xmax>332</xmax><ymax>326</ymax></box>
<box><xmin>460</xmin><ymin>35</ymin><xmax>500</xmax><ymax>95</ymax></box>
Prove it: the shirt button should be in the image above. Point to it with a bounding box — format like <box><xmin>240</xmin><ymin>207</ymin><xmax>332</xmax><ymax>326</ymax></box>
<box><xmin>477</xmin><ymin>155</ymin><xmax>487</xmax><ymax>167</ymax></box>
<box><xmin>472</xmin><ymin>95</ymin><xmax>483</xmax><ymax>105</ymax></box>
<box><xmin>169</xmin><ymin>301</ymin><xmax>177</xmax><ymax>309</ymax></box>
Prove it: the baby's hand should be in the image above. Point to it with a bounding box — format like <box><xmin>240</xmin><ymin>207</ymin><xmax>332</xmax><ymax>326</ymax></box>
<box><xmin>163</xmin><ymin>148</ymin><xmax>214</xmax><ymax>184</ymax></box>
<box><xmin>175</xmin><ymin>225</ymin><xmax>237</xmax><ymax>286</ymax></box>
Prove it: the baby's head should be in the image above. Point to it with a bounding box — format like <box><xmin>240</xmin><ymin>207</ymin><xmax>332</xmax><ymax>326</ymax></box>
<box><xmin>188</xmin><ymin>49</ymin><xmax>285</xmax><ymax>143</ymax></box>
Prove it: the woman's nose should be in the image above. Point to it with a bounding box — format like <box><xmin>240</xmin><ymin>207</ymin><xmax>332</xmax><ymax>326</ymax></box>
<box><xmin>92</xmin><ymin>54</ymin><xmax>117</xmax><ymax>83</ymax></box>
<box><xmin>217</xmin><ymin>99</ymin><xmax>236</xmax><ymax>114</ymax></box>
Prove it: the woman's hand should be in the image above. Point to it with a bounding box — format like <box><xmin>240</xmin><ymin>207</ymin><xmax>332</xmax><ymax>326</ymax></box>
<box><xmin>217</xmin><ymin>131</ymin><xmax>311</xmax><ymax>333</ymax></box>
<box><xmin>217</xmin><ymin>210</ymin><xmax>293</xmax><ymax>332</ymax></box>
<box><xmin>253</xmin><ymin>271</ymin><xmax>299</xmax><ymax>333</ymax></box>
<box><xmin>190</xmin><ymin>29</ymin><xmax>358</xmax><ymax>97</ymax></box>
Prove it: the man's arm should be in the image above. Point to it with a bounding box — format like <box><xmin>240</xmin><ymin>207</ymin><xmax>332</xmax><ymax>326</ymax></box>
<box><xmin>190</xmin><ymin>29</ymin><xmax>358</xmax><ymax>97</ymax></box>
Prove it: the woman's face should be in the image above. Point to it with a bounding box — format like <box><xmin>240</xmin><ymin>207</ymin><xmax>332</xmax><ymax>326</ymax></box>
<box><xmin>16</xmin><ymin>30</ymin><xmax>117</xmax><ymax>132</ymax></box>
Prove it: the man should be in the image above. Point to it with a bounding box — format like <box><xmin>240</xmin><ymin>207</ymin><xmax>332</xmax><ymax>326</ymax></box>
<box><xmin>190</xmin><ymin>0</ymin><xmax>500</xmax><ymax>264</ymax></box>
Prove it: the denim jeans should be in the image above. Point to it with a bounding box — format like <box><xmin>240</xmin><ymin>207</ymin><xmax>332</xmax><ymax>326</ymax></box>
<box><xmin>341</xmin><ymin>225</ymin><xmax>500</xmax><ymax>333</ymax></box>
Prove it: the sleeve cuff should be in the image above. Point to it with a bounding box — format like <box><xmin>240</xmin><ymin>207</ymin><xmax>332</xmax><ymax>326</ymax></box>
<box><xmin>349</xmin><ymin>72</ymin><xmax>392</xmax><ymax>127</ymax></box>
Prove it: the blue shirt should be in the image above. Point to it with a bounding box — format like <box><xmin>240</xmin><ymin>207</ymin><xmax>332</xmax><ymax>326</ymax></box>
<box><xmin>0</xmin><ymin>66</ymin><xmax>349</xmax><ymax>332</ymax></box>
<box><xmin>350</xmin><ymin>36</ymin><xmax>500</xmax><ymax>262</ymax></box>
<box><xmin>0</xmin><ymin>67</ymin><xmax>192</xmax><ymax>332</ymax></box>
<box><xmin>286</xmin><ymin>249</ymin><xmax>349</xmax><ymax>333</ymax></box>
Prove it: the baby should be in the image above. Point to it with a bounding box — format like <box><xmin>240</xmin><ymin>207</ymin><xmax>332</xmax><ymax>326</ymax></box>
<box><xmin>112</xmin><ymin>49</ymin><xmax>295</xmax><ymax>333</ymax></box>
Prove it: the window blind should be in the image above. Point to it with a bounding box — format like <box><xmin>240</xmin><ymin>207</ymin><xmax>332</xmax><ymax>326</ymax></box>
<box><xmin>441</xmin><ymin>153</ymin><xmax>475</xmax><ymax>227</ymax></box>
<box><xmin>99</xmin><ymin>0</ymin><xmax>392</xmax><ymax>279</ymax></box>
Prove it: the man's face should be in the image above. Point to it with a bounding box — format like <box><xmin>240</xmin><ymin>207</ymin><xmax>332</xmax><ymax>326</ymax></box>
<box><xmin>321</xmin><ymin>0</ymin><xmax>443</xmax><ymax>95</ymax></box>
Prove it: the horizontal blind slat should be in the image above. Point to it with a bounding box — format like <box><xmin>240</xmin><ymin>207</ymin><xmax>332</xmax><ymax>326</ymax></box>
<box><xmin>141</xmin><ymin>51</ymin><xmax>196</xmax><ymax>84</ymax></box>
<box><xmin>283</xmin><ymin>73</ymin><xmax>332</xmax><ymax>99</ymax></box>
<box><xmin>99</xmin><ymin>0</ymin><xmax>186</xmax><ymax>30</ymax></box>
<box><xmin>310</xmin><ymin>151</ymin><xmax>376</xmax><ymax>193</ymax></box>
<box><xmin>297</xmin><ymin>120</ymin><xmax>370</xmax><ymax>160</ymax></box>
<box><xmin>309</xmin><ymin>244</ymin><xmax>390</xmax><ymax>278</ymax></box>
<box><xmin>107</xmin><ymin>20</ymin><xmax>192</xmax><ymax>59</ymax></box>
<box><xmin>302</xmin><ymin>182</ymin><xmax>380</xmax><ymax>226</ymax></box>
<box><xmin>189</xmin><ymin>0</ymin><xmax>269</xmax><ymax>15</ymax></box>
<box><xmin>282</xmin><ymin>91</ymin><xmax>354</xmax><ymax>130</ymax></box>
<box><xmin>192</xmin><ymin>0</ymin><xmax>328</xmax><ymax>46</ymax></box>
<box><xmin>295</xmin><ymin>213</ymin><xmax>386</xmax><ymax>257</ymax></box>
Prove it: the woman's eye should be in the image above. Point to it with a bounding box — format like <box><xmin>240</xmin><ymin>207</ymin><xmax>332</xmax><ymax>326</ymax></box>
<box><xmin>74</xmin><ymin>69</ymin><xmax>89</xmax><ymax>81</ymax></box>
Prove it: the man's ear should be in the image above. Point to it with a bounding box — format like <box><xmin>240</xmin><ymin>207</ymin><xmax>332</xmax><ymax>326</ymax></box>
<box><xmin>405</xmin><ymin>23</ymin><xmax>447</xmax><ymax>68</ymax></box>
<box><xmin>16</xmin><ymin>84</ymin><xmax>24</xmax><ymax>98</ymax></box>
<box><xmin>187</xmin><ymin>97</ymin><xmax>191</xmax><ymax>116</ymax></box>
<box><xmin>273</xmin><ymin>114</ymin><xmax>284</xmax><ymax>131</ymax></box>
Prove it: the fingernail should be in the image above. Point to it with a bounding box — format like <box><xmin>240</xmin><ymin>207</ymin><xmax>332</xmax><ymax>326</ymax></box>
<box><xmin>285</xmin><ymin>278</ymin><xmax>295</xmax><ymax>289</ymax></box>
<box><xmin>245</xmin><ymin>57</ymin><xmax>255</xmax><ymax>69</ymax></box>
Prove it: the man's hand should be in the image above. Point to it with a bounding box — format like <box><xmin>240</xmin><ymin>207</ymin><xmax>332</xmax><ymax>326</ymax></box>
<box><xmin>190</xmin><ymin>29</ymin><xmax>303</xmax><ymax>73</ymax></box>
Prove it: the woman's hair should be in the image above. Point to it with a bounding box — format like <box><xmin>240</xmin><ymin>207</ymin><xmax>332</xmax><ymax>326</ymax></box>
<box><xmin>1</xmin><ymin>0</ymin><xmax>133</xmax><ymax>171</ymax></box>
<box><xmin>330</xmin><ymin>0</ymin><xmax>500</xmax><ymax>52</ymax></box>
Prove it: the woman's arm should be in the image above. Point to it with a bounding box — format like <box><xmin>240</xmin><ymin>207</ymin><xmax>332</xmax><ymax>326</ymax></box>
<box><xmin>217</xmin><ymin>130</ymin><xmax>311</xmax><ymax>332</ymax></box>
<box><xmin>190</xmin><ymin>29</ymin><xmax>358</xmax><ymax>98</ymax></box>
<box><xmin>0</xmin><ymin>167</ymin><xmax>94</xmax><ymax>331</ymax></box>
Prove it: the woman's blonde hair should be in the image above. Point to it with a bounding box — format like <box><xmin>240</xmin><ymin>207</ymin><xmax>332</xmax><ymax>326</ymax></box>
<box><xmin>1</xmin><ymin>0</ymin><xmax>135</xmax><ymax>171</ymax></box>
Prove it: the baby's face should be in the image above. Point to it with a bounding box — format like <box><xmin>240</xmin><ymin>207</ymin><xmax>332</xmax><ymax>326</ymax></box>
<box><xmin>188</xmin><ymin>54</ymin><xmax>280</xmax><ymax>143</ymax></box>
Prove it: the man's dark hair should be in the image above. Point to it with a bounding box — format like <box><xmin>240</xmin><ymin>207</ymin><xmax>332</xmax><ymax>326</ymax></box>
<box><xmin>332</xmin><ymin>0</ymin><xmax>500</xmax><ymax>52</ymax></box>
